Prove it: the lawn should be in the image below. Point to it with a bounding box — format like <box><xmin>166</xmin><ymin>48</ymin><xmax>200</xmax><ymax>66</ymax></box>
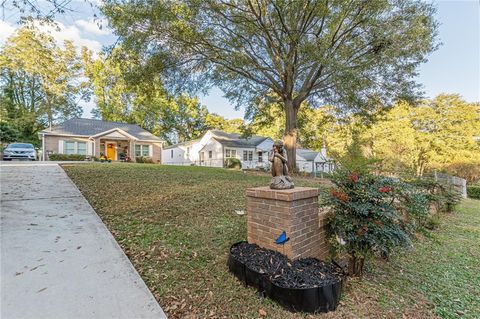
<box><xmin>63</xmin><ymin>163</ymin><xmax>480</xmax><ymax>319</ymax></box>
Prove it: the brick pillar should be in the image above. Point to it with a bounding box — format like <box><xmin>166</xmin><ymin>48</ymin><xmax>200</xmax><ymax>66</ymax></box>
<box><xmin>246</xmin><ymin>186</ymin><xmax>329</xmax><ymax>260</ymax></box>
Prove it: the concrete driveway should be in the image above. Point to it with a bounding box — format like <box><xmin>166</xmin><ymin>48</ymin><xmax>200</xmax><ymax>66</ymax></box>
<box><xmin>0</xmin><ymin>163</ymin><xmax>166</xmax><ymax>319</ymax></box>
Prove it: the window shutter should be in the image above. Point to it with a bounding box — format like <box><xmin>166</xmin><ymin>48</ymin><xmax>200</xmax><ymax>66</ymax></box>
<box><xmin>149</xmin><ymin>145</ymin><xmax>153</xmax><ymax>157</ymax></box>
<box><xmin>58</xmin><ymin>140</ymin><xmax>64</xmax><ymax>154</ymax></box>
<box><xmin>87</xmin><ymin>141</ymin><xmax>93</xmax><ymax>155</ymax></box>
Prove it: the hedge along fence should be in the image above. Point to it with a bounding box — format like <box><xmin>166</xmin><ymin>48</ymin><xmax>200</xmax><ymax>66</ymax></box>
<box><xmin>467</xmin><ymin>185</ymin><xmax>480</xmax><ymax>199</ymax></box>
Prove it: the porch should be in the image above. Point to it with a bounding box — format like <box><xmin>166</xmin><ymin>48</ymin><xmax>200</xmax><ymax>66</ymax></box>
<box><xmin>98</xmin><ymin>139</ymin><xmax>134</xmax><ymax>161</ymax></box>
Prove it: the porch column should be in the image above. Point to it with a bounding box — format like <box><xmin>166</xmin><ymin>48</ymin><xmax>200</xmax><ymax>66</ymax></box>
<box><xmin>130</xmin><ymin>140</ymin><xmax>135</xmax><ymax>161</ymax></box>
<box><xmin>94</xmin><ymin>138</ymin><xmax>101</xmax><ymax>157</ymax></box>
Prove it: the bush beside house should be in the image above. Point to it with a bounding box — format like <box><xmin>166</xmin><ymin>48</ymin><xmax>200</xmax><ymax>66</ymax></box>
<box><xmin>135</xmin><ymin>156</ymin><xmax>154</xmax><ymax>163</ymax></box>
<box><xmin>48</xmin><ymin>154</ymin><xmax>87</xmax><ymax>161</ymax></box>
<box><xmin>225</xmin><ymin>158</ymin><xmax>242</xmax><ymax>169</ymax></box>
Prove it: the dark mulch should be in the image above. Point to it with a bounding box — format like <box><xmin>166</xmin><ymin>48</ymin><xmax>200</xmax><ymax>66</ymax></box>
<box><xmin>230</xmin><ymin>242</ymin><xmax>344</xmax><ymax>289</ymax></box>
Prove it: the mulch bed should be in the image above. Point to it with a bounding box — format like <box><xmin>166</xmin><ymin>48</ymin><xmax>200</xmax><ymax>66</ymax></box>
<box><xmin>230</xmin><ymin>242</ymin><xmax>343</xmax><ymax>289</ymax></box>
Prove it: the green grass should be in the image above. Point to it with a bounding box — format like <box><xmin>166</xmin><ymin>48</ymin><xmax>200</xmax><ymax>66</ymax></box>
<box><xmin>63</xmin><ymin>163</ymin><xmax>480</xmax><ymax>319</ymax></box>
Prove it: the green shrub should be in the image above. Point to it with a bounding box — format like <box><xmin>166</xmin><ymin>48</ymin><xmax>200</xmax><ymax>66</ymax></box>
<box><xmin>135</xmin><ymin>156</ymin><xmax>154</xmax><ymax>163</ymax></box>
<box><xmin>407</xmin><ymin>178</ymin><xmax>462</xmax><ymax>213</ymax></box>
<box><xmin>324</xmin><ymin>168</ymin><xmax>429</xmax><ymax>276</ymax></box>
<box><xmin>49</xmin><ymin>154</ymin><xmax>86</xmax><ymax>161</ymax></box>
<box><xmin>224</xmin><ymin>158</ymin><xmax>241</xmax><ymax>169</ymax></box>
<box><xmin>467</xmin><ymin>185</ymin><xmax>480</xmax><ymax>199</ymax></box>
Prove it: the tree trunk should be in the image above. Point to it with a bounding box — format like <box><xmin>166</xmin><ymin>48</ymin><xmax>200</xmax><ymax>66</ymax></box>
<box><xmin>284</xmin><ymin>99</ymin><xmax>298</xmax><ymax>172</ymax></box>
<box><xmin>348</xmin><ymin>253</ymin><xmax>365</xmax><ymax>277</ymax></box>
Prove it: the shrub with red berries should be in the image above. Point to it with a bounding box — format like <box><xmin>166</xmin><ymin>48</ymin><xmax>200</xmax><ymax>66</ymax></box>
<box><xmin>324</xmin><ymin>168</ymin><xmax>429</xmax><ymax>276</ymax></box>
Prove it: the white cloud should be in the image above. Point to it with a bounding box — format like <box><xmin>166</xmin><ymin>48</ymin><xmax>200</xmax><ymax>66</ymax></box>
<box><xmin>0</xmin><ymin>20</ymin><xmax>103</xmax><ymax>54</ymax></box>
<box><xmin>0</xmin><ymin>20</ymin><xmax>16</xmax><ymax>44</ymax></box>
<box><xmin>32</xmin><ymin>20</ymin><xmax>103</xmax><ymax>53</ymax></box>
<box><xmin>75</xmin><ymin>19</ymin><xmax>111</xmax><ymax>36</ymax></box>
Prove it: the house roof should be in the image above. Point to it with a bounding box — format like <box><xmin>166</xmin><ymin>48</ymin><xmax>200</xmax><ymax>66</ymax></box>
<box><xmin>40</xmin><ymin>118</ymin><xmax>163</xmax><ymax>142</ymax></box>
<box><xmin>296</xmin><ymin>148</ymin><xmax>319</xmax><ymax>161</ymax></box>
<box><xmin>163</xmin><ymin>130</ymin><xmax>270</xmax><ymax>150</ymax></box>
<box><xmin>163</xmin><ymin>139</ymin><xmax>201</xmax><ymax>150</ymax></box>
<box><xmin>210</xmin><ymin>130</ymin><xmax>269</xmax><ymax>148</ymax></box>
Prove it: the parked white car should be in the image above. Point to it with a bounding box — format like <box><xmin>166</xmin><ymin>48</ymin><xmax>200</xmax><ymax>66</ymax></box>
<box><xmin>2</xmin><ymin>143</ymin><xmax>36</xmax><ymax>161</ymax></box>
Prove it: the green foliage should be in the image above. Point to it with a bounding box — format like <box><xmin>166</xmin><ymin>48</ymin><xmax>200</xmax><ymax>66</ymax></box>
<box><xmin>0</xmin><ymin>26</ymin><xmax>86</xmax><ymax>141</ymax></box>
<box><xmin>337</xmin><ymin>132</ymin><xmax>382</xmax><ymax>175</ymax></box>
<box><xmin>204</xmin><ymin>113</ymin><xmax>244</xmax><ymax>134</ymax></box>
<box><xmin>364</xmin><ymin>95</ymin><xmax>480</xmax><ymax>176</ymax></box>
<box><xmin>324</xmin><ymin>167</ymin><xmax>431</xmax><ymax>276</ymax></box>
<box><xmin>224</xmin><ymin>157</ymin><xmax>241</xmax><ymax>169</ymax></box>
<box><xmin>467</xmin><ymin>185</ymin><xmax>480</xmax><ymax>200</ymax></box>
<box><xmin>135</xmin><ymin>156</ymin><xmax>154</xmax><ymax>164</ymax></box>
<box><xmin>48</xmin><ymin>154</ymin><xmax>86</xmax><ymax>161</ymax></box>
<box><xmin>407</xmin><ymin>178</ymin><xmax>462</xmax><ymax>213</ymax></box>
<box><xmin>83</xmin><ymin>47</ymin><xmax>243</xmax><ymax>145</ymax></box>
<box><xmin>0</xmin><ymin>121</ymin><xmax>21</xmax><ymax>143</ymax></box>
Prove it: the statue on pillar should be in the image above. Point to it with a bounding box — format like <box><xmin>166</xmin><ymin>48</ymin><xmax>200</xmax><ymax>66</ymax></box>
<box><xmin>269</xmin><ymin>140</ymin><xmax>294</xmax><ymax>189</ymax></box>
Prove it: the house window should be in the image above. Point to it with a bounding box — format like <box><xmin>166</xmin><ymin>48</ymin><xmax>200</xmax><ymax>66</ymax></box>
<box><xmin>243</xmin><ymin>150</ymin><xmax>248</xmax><ymax>161</ymax></box>
<box><xmin>135</xmin><ymin>145</ymin><xmax>150</xmax><ymax>157</ymax></box>
<box><xmin>65</xmin><ymin>141</ymin><xmax>75</xmax><ymax>155</ymax></box>
<box><xmin>64</xmin><ymin>141</ymin><xmax>86</xmax><ymax>155</ymax></box>
<box><xmin>200</xmin><ymin>152</ymin><xmax>205</xmax><ymax>162</ymax></box>
<box><xmin>209</xmin><ymin>150</ymin><xmax>212</xmax><ymax>159</ymax></box>
<box><xmin>77</xmin><ymin>142</ymin><xmax>87</xmax><ymax>155</ymax></box>
<box><xmin>258</xmin><ymin>151</ymin><xmax>263</xmax><ymax>162</ymax></box>
<box><xmin>225</xmin><ymin>149</ymin><xmax>236</xmax><ymax>158</ymax></box>
<box><xmin>248</xmin><ymin>151</ymin><xmax>253</xmax><ymax>161</ymax></box>
<box><xmin>171</xmin><ymin>149</ymin><xmax>173</xmax><ymax>158</ymax></box>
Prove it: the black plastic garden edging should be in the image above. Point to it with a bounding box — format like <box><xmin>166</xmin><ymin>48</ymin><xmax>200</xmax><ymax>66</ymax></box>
<box><xmin>227</xmin><ymin>241</ymin><xmax>344</xmax><ymax>313</ymax></box>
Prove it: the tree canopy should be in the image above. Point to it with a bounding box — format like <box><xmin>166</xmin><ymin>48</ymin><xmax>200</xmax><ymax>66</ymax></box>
<box><xmin>102</xmin><ymin>0</ymin><xmax>438</xmax><ymax>170</ymax></box>
<box><xmin>83</xmin><ymin>47</ymin><xmax>244</xmax><ymax>144</ymax></box>
<box><xmin>0</xmin><ymin>26</ymin><xmax>86</xmax><ymax>143</ymax></box>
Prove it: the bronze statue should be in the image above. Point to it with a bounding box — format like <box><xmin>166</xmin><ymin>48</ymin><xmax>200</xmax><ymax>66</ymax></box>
<box><xmin>269</xmin><ymin>140</ymin><xmax>294</xmax><ymax>189</ymax></box>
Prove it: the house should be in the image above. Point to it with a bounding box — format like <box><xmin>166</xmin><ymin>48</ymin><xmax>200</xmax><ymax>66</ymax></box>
<box><xmin>162</xmin><ymin>129</ymin><xmax>335</xmax><ymax>173</ymax></box>
<box><xmin>296</xmin><ymin>147</ymin><xmax>335</xmax><ymax>175</ymax></box>
<box><xmin>162</xmin><ymin>130</ymin><xmax>273</xmax><ymax>169</ymax></box>
<box><xmin>39</xmin><ymin>118</ymin><xmax>164</xmax><ymax>162</ymax></box>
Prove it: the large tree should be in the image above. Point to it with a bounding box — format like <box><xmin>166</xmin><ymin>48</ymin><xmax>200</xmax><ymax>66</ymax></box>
<box><xmin>0</xmin><ymin>27</ymin><xmax>85</xmax><ymax>141</ymax></box>
<box><xmin>103</xmin><ymin>0</ymin><xmax>438</xmax><ymax>170</ymax></box>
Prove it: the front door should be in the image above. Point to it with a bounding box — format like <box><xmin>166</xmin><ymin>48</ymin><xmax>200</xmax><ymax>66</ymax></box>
<box><xmin>106</xmin><ymin>143</ymin><xmax>116</xmax><ymax>160</ymax></box>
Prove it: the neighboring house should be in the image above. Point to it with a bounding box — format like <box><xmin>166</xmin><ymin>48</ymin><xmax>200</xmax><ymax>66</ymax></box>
<box><xmin>162</xmin><ymin>130</ymin><xmax>273</xmax><ymax>169</ymax></box>
<box><xmin>39</xmin><ymin>118</ymin><xmax>164</xmax><ymax>162</ymax></box>
<box><xmin>162</xmin><ymin>129</ymin><xmax>335</xmax><ymax>173</ymax></box>
<box><xmin>296</xmin><ymin>148</ymin><xmax>335</xmax><ymax>174</ymax></box>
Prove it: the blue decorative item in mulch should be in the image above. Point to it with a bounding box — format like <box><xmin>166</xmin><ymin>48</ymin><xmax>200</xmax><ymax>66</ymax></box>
<box><xmin>275</xmin><ymin>231</ymin><xmax>290</xmax><ymax>245</ymax></box>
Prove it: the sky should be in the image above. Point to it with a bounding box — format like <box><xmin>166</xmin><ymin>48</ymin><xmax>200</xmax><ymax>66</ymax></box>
<box><xmin>1</xmin><ymin>0</ymin><xmax>478</xmax><ymax>119</ymax></box>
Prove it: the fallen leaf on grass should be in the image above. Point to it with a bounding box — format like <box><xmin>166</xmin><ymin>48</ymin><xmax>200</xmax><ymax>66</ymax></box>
<box><xmin>259</xmin><ymin>308</ymin><xmax>267</xmax><ymax>317</ymax></box>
